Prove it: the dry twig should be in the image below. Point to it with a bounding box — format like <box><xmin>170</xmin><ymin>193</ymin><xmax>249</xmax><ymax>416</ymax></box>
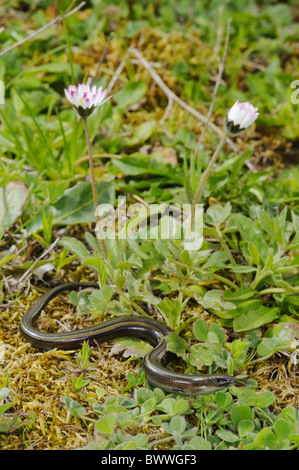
<box><xmin>193</xmin><ymin>18</ymin><xmax>232</xmax><ymax>160</ymax></box>
<box><xmin>129</xmin><ymin>46</ymin><xmax>238</xmax><ymax>152</ymax></box>
<box><xmin>0</xmin><ymin>2</ymin><xmax>86</xmax><ymax>57</ymax></box>
<box><xmin>18</xmin><ymin>238</ymin><xmax>60</xmax><ymax>285</ymax></box>
<box><xmin>89</xmin><ymin>32</ymin><xmax>114</xmax><ymax>87</ymax></box>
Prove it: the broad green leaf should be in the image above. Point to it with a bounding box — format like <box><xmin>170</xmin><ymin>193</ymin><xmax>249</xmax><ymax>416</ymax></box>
<box><xmin>169</xmin><ymin>416</ymin><xmax>186</xmax><ymax>434</ymax></box>
<box><xmin>95</xmin><ymin>414</ymin><xmax>116</xmax><ymax>435</ymax></box>
<box><xmin>60</xmin><ymin>237</ymin><xmax>90</xmax><ymax>260</ymax></box>
<box><xmin>205</xmin><ymin>202</ymin><xmax>232</xmax><ymax>227</ymax></box>
<box><xmin>112</xmin><ymin>154</ymin><xmax>182</xmax><ymax>182</ymax></box>
<box><xmin>233</xmin><ymin>306</ymin><xmax>280</xmax><ymax>332</ymax></box>
<box><xmin>200</xmin><ymin>290</ymin><xmax>236</xmax><ymax>312</ymax></box>
<box><xmin>208</xmin><ymin>323</ymin><xmax>226</xmax><ymax>344</ymax></box>
<box><xmin>114</xmin><ymin>80</ymin><xmax>147</xmax><ymax>108</ymax></box>
<box><xmin>274</xmin><ymin>419</ymin><xmax>295</xmax><ymax>440</ymax></box>
<box><xmin>64</xmin><ymin>397</ymin><xmax>86</xmax><ymax>418</ymax></box>
<box><xmin>203</xmin><ymin>250</ymin><xmax>232</xmax><ymax>269</ymax></box>
<box><xmin>238</xmin><ymin>420</ymin><xmax>255</xmax><ymax>437</ymax></box>
<box><xmin>166</xmin><ymin>332</ymin><xmax>188</xmax><ymax>357</ymax></box>
<box><xmin>231</xmin><ymin>213</ymin><xmax>269</xmax><ymax>261</ymax></box>
<box><xmin>189</xmin><ymin>344</ymin><xmax>214</xmax><ymax>368</ymax></box>
<box><xmin>141</xmin><ymin>398</ymin><xmax>157</xmax><ymax>414</ymax></box>
<box><xmin>188</xmin><ymin>436</ymin><xmax>212</xmax><ymax>450</ymax></box>
<box><xmin>124</xmin><ymin>121</ymin><xmax>156</xmax><ymax>146</ymax></box>
<box><xmin>216</xmin><ymin>429</ymin><xmax>239</xmax><ymax>443</ymax></box>
<box><xmin>224</xmin><ymin>289</ymin><xmax>257</xmax><ymax>301</ymax></box>
<box><xmin>193</xmin><ymin>319</ymin><xmax>209</xmax><ymax>341</ymax></box>
<box><xmin>257</xmin><ymin>337</ymin><xmax>277</xmax><ymax>357</ymax></box>
<box><xmin>27</xmin><ymin>181</ymin><xmax>114</xmax><ymax>233</ymax></box>
<box><xmin>110</xmin><ymin>336</ymin><xmax>152</xmax><ymax>359</ymax></box>
<box><xmin>215</xmin><ymin>391</ymin><xmax>233</xmax><ymax>410</ymax></box>
<box><xmin>0</xmin><ymin>388</ymin><xmax>11</xmax><ymax>401</ymax></box>
<box><xmin>0</xmin><ymin>181</ymin><xmax>28</xmax><ymax>233</ymax></box>
<box><xmin>136</xmin><ymin>388</ymin><xmax>155</xmax><ymax>405</ymax></box>
<box><xmin>157</xmin><ymin>398</ymin><xmax>189</xmax><ymax>415</ymax></box>
<box><xmin>256</xmin><ymin>391</ymin><xmax>275</xmax><ymax>408</ymax></box>
<box><xmin>231</xmin><ymin>405</ymin><xmax>252</xmax><ymax>428</ymax></box>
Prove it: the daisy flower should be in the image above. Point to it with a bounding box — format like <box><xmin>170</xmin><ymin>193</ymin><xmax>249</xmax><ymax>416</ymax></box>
<box><xmin>225</xmin><ymin>100</ymin><xmax>259</xmax><ymax>135</ymax></box>
<box><xmin>64</xmin><ymin>83</ymin><xmax>111</xmax><ymax>118</ymax></box>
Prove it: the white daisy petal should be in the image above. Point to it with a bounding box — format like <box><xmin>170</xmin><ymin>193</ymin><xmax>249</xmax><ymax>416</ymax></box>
<box><xmin>225</xmin><ymin>100</ymin><xmax>259</xmax><ymax>135</ymax></box>
<box><xmin>64</xmin><ymin>83</ymin><xmax>112</xmax><ymax>118</ymax></box>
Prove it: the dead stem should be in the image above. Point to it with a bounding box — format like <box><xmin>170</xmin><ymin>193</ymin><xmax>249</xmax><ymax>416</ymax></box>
<box><xmin>193</xmin><ymin>19</ymin><xmax>232</xmax><ymax>161</ymax></box>
<box><xmin>0</xmin><ymin>2</ymin><xmax>86</xmax><ymax>57</ymax></box>
<box><xmin>89</xmin><ymin>32</ymin><xmax>114</xmax><ymax>87</ymax></box>
<box><xmin>82</xmin><ymin>117</ymin><xmax>108</xmax><ymax>260</ymax></box>
<box><xmin>129</xmin><ymin>46</ymin><xmax>238</xmax><ymax>153</ymax></box>
<box><xmin>190</xmin><ymin>131</ymin><xmax>228</xmax><ymax>230</ymax></box>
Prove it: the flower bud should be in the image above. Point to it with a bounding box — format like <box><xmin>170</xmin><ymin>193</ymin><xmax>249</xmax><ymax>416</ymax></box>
<box><xmin>225</xmin><ymin>100</ymin><xmax>259</xmax><ymax>135</ymax></box>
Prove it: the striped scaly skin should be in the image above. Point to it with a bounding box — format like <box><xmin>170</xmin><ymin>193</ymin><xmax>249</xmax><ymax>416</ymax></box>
<box><xmin>20</xmin><ymin>283</ymin><xmax>235</xmax><ymax>395</ymax></box>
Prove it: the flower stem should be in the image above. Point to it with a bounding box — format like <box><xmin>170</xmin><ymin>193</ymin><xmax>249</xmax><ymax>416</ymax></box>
<box><xmin>191</xmin><ymin>131</ymin><xmax>228</xmax><ymax>230</ymax></box>
<box><xmin>83</xmin><ymin>117</ymin><xmax>108</xmax><ymax>260</ymax></box>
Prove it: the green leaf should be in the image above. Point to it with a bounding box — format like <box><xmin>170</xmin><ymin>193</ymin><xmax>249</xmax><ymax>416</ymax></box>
<box><xmin>188</xmin><ymin>436</ymin><xmax>212</xmax><ymax>450</ymax></box>
<box><xmin>216</xmin><ymin>429</ymin><xmax>239</xmax><ymax>443</ymax></box>
<box><xmin>60</xmin><ymin>237</ymin><xmax>90</xmax><ymax>260</ymax></box>
<box><xmin>64</xmin><ymin>397</ymin><xmax>86</xmax><ymax>418</ymax></box>
<box><xmin>114</xmin><ymin>80</ymin><xmax>147</xmax><ymax>108</ymax></box>
<box><xmin>256</xmin><ymin>391</ymin><xmax>275</xmax><ymax>408</ymax></box>
<box><xmin>256</xmin><ymin>337</ymin><xmax>277</xmax><ymax>357</ymax></box>
<box><xmin>238</xmin><ymin>420</ymin><xmax>255</xmax><ymax>438</ymax></box>
<box><xmin>205</xmin><ymin>202</ymin><xmax>232</xmax><ymax>227</ymax></box>
<box><xmin>125</xmin><ymin>20</ymin><xmax>149</xmax><ymax>38</ymax></box>
<box><xmin>141</xmin><ymin>398</ymin><xmax>157</xmax><ymax>414</ymax></box>
<box><xmin>238</xmin><ymin>390</ymin><xmax>274</xmax><ymax>408</ymax></box>
<box><xmin>166</xmin><ymin>332</ymin><xmax>188</xmax><ymax>357</ymax></box>
<box><xmin>112</xmin><ymin>154</ymin><xmax>182</xmax><ymax>182</ymax></box>
<box><xmin>169</xmin><ymin>416</ymin><xmax>187</xmax><ymax>434</ymax></box>
<box><xmin>157</xmin><ymin>398</ymin><xmax>189</xmax><ymax>415</ymax></box>
<box><xmin>189</xmin><ymin>344</ymin><xmax>214</xmax><ymax>368</ymax></box>
<box><xmin>136</xmin><ymin>388</ymin><xmax>155</xmax><ymax>405</ymax></box>
<box><xmin>193</xmin><ymin>319</ymin><xmax>209</xmax><ymax>341</ymax></box>
<box><xmin>27</xmin><ymin>181</ymin><xmax>114</xmax><ymax>233</ymax></box>
<box><xmin>95</xmin><ymin>414</ymin><xmax>116</xmax><ymax>435</ymax></box>
<box><xmin>229</xmin><ymin>265</ymin><xmax>256</xmax><ymax>273</ymax></box>
<box><xmin>231</xmin><ymin>213</ymin><xmax>269</xmax><ymax>261</ymax></box>
<box><xmin>231</xmin><ymin>405</ymin><xmax>252</xmax><ymax>428</ymax></box>
<box><xmin>89</xmin><ymin>285</ymin><xmax>113</xmax><ymax>311</ymax></box>
<box><xmin>202</xmin><ymin>250</ymin><xmax>232</xmax><ymax>269</ymax></box>
<box><xmin>208</xmin><ymin>323</ymin><xmax>226</xmax><ymax>344</ymax></box>
<box><xmin>231</xmin><ymin>339</ymin><xmax>249</xmax><ymax>367</ymax></box>
<box><xmin>233</xmin><ymin>306</ymin><xmax>280</xmax><ymax>332</ymax></box>
<box><xmin>0</xmin><ymin>181</ymin><xmax>28</xmax><ymax>233</ymax></box>
<box><xmin>124</xmin><ymin>121</ymin><xmax>156</xmax><ymax>146</ymax></box>
<box><xmin>248</xmin><ymin>242</ymin><xmax>260</xmax><ymax>265</ymax></box>
<box><xmin>200</xmin><ymin>290</ymin><xmax>236</xmax><ymax>312</ymax></box>
<box><xmin>215</xmin><ymin>391</ymin><xmax>233</xmax><ymax>410</ymax></box>
<box><xmin>0</xmin><ymin>402</ymin><xmax>14</xmax><ymax>416</ymax></box>
<box><xmin>0</xmin><ymin>388</ymin><xmax>11</xmax><ymax>401</ymax></box>
<box><xmin>224</xmin><ymin>289</ymin><xmax>256</xmax><ymax>301</ymax></box>
<box><xmin>274</xmin><ymin>419</ymin><xmax>295</xmax><ymax>440</ymax></box>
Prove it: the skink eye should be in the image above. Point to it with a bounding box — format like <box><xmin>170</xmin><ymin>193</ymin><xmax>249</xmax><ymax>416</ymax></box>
<box><xmin>212</xmin><ymin>376</ymin><xmax>235</xmax><ymax>386</ymax></box>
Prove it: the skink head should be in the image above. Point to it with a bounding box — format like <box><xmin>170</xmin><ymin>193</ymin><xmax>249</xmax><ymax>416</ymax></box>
<box><xmin>207</xmin><ymin>374</ymin><xmax>235</xmax><ymax>389</ymax></box>
<box><xmin>189</xmin><ymin>373</ymin><xmax>235</xmax><ymax>395</ymax></box>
